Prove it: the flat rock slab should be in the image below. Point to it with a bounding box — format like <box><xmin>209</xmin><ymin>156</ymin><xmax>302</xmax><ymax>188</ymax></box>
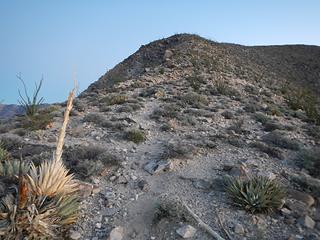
<box><xmin>144</xmin><ymin>160</ymin><xmax>170</xmax><ymax>175</ymax></box>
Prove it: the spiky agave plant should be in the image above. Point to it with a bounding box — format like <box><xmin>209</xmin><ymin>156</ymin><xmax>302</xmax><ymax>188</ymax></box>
<box><xmin>0</xmin><ymin>142</ymin><xmax>9</xmax><ymax>161</ymax></box>
<box><xmin>226</xmin><ymin>176</ymin><xmax>285</xmax><ymax>214</ymax></box>
<box><xmin>0</xmin><ymin>89</ymin><xmax>79</xmax><ymax>239</ymax></box>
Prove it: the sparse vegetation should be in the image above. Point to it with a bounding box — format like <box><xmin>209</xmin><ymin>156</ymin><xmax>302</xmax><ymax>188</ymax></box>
<box><xmin>296</xmin><ymin>148</ymin><xmax>320</xmax><ymax>178</ymax></box>
<box><xmin>101</xmin><ymin>94</ymin><xmax>128</xmax><ymax>106</ymax></box>
<box><xmin>285</xmin><ymin>85</ymin><xmax>320</xmax><ymax>125</ymax></box>
<box><xmin>150</xmin><ymin>104</ymin><xmax>181</xmax><ymax>120</ymax></box>
<box><xmin>162</xmin><ymin>142</ymin><xmax>195</xmax><ymax>160</ymax></box>
<box><xmin>250</xmin><ymin>141</ymin><xmax>283</xmax><ymax>159</ymax></box>
<box><xmin>262</xmin><ymin>130</ymin><xmax>300</xmax><ymax>150</ymax></box>
<box><xmin>125</xmin><ymin>129</ymin><xmax>146</xmax><ymax>144</ymax></box>
<box><xmin>226</xmin><ymin>176</ymin><xmax>285</xmax><ymax>213</ymax></box>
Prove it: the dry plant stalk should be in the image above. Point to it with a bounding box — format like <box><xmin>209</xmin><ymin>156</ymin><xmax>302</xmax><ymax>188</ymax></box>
<box><xmin>55</xmin><ymin>89</ymin><xmax>75</xmax><ymax>162</ymax></box>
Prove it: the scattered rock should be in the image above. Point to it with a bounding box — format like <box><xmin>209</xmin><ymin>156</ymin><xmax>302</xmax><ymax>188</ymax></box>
<box><xmin>288</xmin><ymin>189</ymin><xmax>315</xmax><ymax>207</ymax></box>
<box><xmin>285</xmin><ymin>199</ymin><xmax>308</xmax><ymax>217</ymax></box>
<box><xmin>234</xmin><ymin>223</ymin><xmax>245</xmax><ymax>234</ymax></box>
<box><xmin>144</xmin><ymin>160</ymin><xmax>171</xmax><ymax>175</ymax></box>
<box><xmin>69</xmin><ymin>230</ymin><xmax>81</xmax><ymax>240</ymax></box>
<box><xmin>103</xmin><ymin>208</ymin><xmax>118</xmax><ymax>217</ymax></box>
<box><xmin>164</xmin><ymin>49</ymin><xmax>174</xmax><ymax>59</ymax></box>
<box><xmin>192</xmin><ymin>179</ymin><xmax>212</xmax><ymax>190</ymax></box>
<box><xmin>176</xmin><ymin>225</ymin><xmax>197</xmax><ymax>239</ymax></box>
<box><xmin>298</xmin><ymin>215</ymin><xmax>315</xmax><ymax>229</ymax></box>
<box><xmin>108</xmin><ymin>226</ymin><xmax>124</xmax><ymax>240</ymax></box>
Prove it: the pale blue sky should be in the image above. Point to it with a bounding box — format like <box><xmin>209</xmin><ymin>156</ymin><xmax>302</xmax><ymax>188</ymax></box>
<box><xmin>1</xmin><ymin>0</ymin><xmax>319</xmax><ymax>103</ymax></box>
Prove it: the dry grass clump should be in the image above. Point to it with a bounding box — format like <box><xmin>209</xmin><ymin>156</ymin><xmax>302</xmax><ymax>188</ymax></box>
<box><xmin>226</xmin><ymin>176</ymin><xmax>285</xmax><ymax>213</ymax></box>
<box><xmin>0</xmin><ymin>89</ymin><xmax>79</xmax><ymax>239</ymax></box>
<box><xmin>262</xmin><ymin>130</ymin><xmax>300</xmax><ymax>150</ymax></box>
<box><xmin>124</xmin><ymin>129</ymin><xmax>146</xmax><ymax>144</ymax></box>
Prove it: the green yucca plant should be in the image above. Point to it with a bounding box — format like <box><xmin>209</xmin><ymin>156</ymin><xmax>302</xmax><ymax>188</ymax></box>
<box><xmin>0</xmin><ymin>89</ymin><xmax>79</xmax><ymax>239</ymax></box>
<box><xmin>17</xmin><ymin>74</ymin><xmax>44</xmax><ymax>117</ymax></box>
<box><xmin>226</xmin><ymin>176</ymin><xmax>285</xmax><ymax>214</ymax></box>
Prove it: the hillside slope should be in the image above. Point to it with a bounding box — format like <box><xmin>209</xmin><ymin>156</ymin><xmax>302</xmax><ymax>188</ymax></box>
<box><xmin>1</xmin><ymin>34</ymin><xmax>320</xmax><ymax>240</ymax></box>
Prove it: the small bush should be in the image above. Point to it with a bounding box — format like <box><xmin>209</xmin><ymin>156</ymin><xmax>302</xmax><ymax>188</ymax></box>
<box><xmin>63</xmin><ymin>145</ymin><xmax>120</xmax><ymax>178</ymax></box>
<box><xmin>125</xmin><ymin>129</ymin><xmax>146</xmax><ymax>144</ymax></box>
<box><xmin>83</xmin><ymin>113</ymin><xmax>105</xmax><ymax>124</ymax></box>
<box><xmin>20</xmin><ymin>112</ymin><xmax>54</xmax><ymax>131</ymax></box>
<box><xmin>296</xmin><ymin>148</ymin><xmax>320</xmax><ymax>178</ymax></box>
<box><xmin>262</xmin><ymin>131</ymin><xmax>300</xmax><ymax>150</ymax></box>
<box><xmin>250</xmin><ymin>141</ymin><xmax>283</xmax><ymax>159</ymax></box>
<box><xmin>254</xmin><ymin>112</ymin><xmax>270</xmax><ymax>125</ymax></box>
<box><xmin>101</xmin><ymin>94</ymin><xmax>128</xmax><ymax>106</ymax></box>
<box><xmin>162</xmin><ymin>142</ymin><xmax>195</xmax><ymax>160</ymax></box>
<box><xmin>285</xmin><ymin>85</ymin><xmax>320</xmax><ymax>125</ymax></box>
<box><xmin>221</xmin><ymin>110</ymin><xmax>234</xmax><ymax>119</ymax></box>
<box><xmin>306</xmin><ymin>125</ymin><xmax>320</xmax><ymax>141</ymax></box>
<box><xmin>181</xmin><ymin>92</ymin><xmax>208</xmax><ymax>108</ymax></box>
<box><xmin>212</xmin><ymin>80</ymin><xmax>239</xmax><ymax>97</ymax></box>
<box><xmin>265</xmin><ymin>104</ymin><xmax>283</xmax><ymax>116</ymax></box>
<box><xmin>150</xmin><ymin>104</ymin><xmax>181</xmax><ymax>120</ymax></box>
<box><xmin>186</xmin><ymin>75</ymin><xmax>205</xmax><ymax>91</ymax></box>
<box><xmin>226</xmin><ymin>176</ymin><xmax>285</xmax><ymax>213</ymax></box>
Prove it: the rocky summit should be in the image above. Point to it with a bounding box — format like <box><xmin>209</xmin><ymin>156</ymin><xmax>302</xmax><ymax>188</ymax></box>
<box><xmin>1</xmin><ymin>34</ymin><xmax>320</xmax><ymax>239</ymax></box>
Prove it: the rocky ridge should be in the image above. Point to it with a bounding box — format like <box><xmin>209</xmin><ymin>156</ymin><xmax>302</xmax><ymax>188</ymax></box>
<box><xmin>1</xmin><ymin>34</ymin><xmax>320</xmax><ymax>240</ymax></box>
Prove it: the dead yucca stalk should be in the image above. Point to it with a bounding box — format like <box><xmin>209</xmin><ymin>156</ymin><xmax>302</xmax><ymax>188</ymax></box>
<box><xmin>0</xmin><ymin>89</ymin><xmax>79</xmax><ymax>239</ymax></box>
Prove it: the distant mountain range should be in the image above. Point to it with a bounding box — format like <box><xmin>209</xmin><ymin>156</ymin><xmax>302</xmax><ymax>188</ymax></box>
<box><xmin>0</xmin><ymin>104</ymin><xmax>24</xmax><ymax>119</ymax></box>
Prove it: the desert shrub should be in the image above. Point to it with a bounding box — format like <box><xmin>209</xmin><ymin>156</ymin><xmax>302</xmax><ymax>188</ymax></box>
<box><xmin>83</xmin><ymin>113</ymin><xmax>105</xmax><ymax>124</ymax></box>
<box><xmin>221</xmin><ymin>110</ymin><xmax>234</xmax><ymax>119</ymax></box>
<box><xmin>254</xmin><ymin>112</ymin><xmax>270</xmax><ymax>125</ymax></box>
<box><xmin>228</xmin><ymin>119</ymin><xmax>250</xmax><ymax>135</ymax></box>
<box><xmin>296</xmin><ymin>148</ymin><xmax>320</xmax><ymax>178</ymax></box>
<box><xmin>20</xmin><ymin>112</ymin><xmax>54</xmax><ymax>131</ymax></box>
<box><xmin>101</xmin><ymin>94</ymin><xmax>128</xmax><ymax>106</ymax></box>
<box><xmin>286</xmin><ymin>86</ymin><xmax>320</xmax><ymax>125</ymax></box>
<box><xmin>181</xmin><ymin>92</ymin><xmax>208</xmax><ymax>108</ymax></box>
<box><xmin>63</xmin><ymin>145</ymin><xmax>120</xmax><ymax>178</ymax></box>
<box><xmin>262</xmin><ymin>131</ymin><xmax>300</xmax><ymax>150</ymax></box>
<box><xmin>117</xmin><ymin>103</ymin><xmax>142</xmax><ymax>113</ymax></box>
<box><xmin>226</xmin><ymin>176</ymin><xmax>285</xmax><ymax>213</ymax></box>
<box><xmin>212</xmin><ymin>80</ymin><xmax>240</xmax><ymax>97</ymax></box>
<box><xmin>264</xmin><ymin>104</ymin><xmax>283</xmax><ymax>116</ymax></box>
<box><xmin>150</xmin><ymin>104</ymin><xmax>181</xmax><ymax>120</ymax></box>
<box><xmin>306</xmin><ymin>125</ymin><xmax>320</xmax><ymax>141</ymax></box>
<box><xmin>186</xmin><ymin>74</ymin><xmax>205</xmax><ymax>91</ymax></box>
<box><xmin>263</xmin><ymin>121</ymin><xmax>285</xmax><ymax>132</ymax></box>
<box><xmin>124</xmin><ymin>129</ymin><xmax>146</xmax><ymax>144</ymax></box>
<box><xmin>250</xmin><ymin>141</ymin><xmax>283</xmax><ymax>159</ymax></box>
<box><xmin>159</xmin><ymin>67</ymin><xmax>165</xmax><ymax>75</ymax></box>
<box><xmin>162</xmin><ymin>142</ymin><xmax>195</xmax><ymax>160</ymax></box>
<box><xmin>244</xmin><ymin>103</ymin><xmax>260</xmax><ymax>113</ymax></box>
